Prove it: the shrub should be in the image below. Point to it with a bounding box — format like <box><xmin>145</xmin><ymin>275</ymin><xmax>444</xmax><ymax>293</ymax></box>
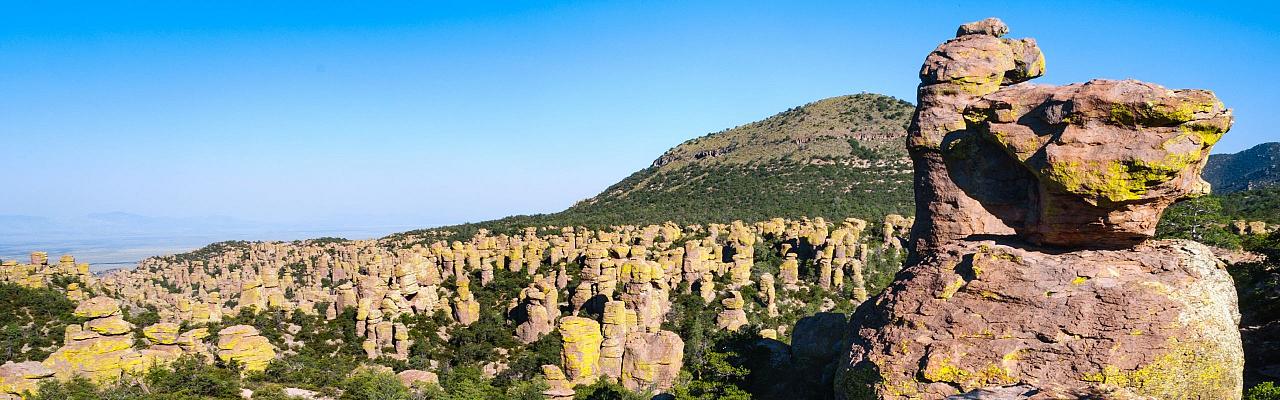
<box><xmin>339</xmin><ymin>368</ymin><xmax>411</xmax><ymax>400</ymax></box>
<box><xmin>28</xmin><ymin>376</ymin><xmax>148</xmax><ymax>400</ymax></box>
<box><xmin>145</xmin><ymin>355</ymin><xmax>242</xmax><ymax>398</ymax></box>
<box><xmin>251</xmin><ymin>384</ymin><xmax>295</xmax><ymax>400</ymax></box>
<box><xmin>1247</xmin><ymin>382</ymin><xmax>1280</xmax><ymax>400</ymax></box>
<box><xmin>572</xmin><ymin>377</ymin><xmax>647</xmax><ymax>400</ymax></box>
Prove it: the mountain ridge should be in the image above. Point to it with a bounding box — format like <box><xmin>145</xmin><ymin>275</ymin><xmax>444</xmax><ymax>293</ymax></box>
<box><xmin>1204</xmin><ymin>142</ymin><xmax>1280</xmax><ymax>194</ymax></box>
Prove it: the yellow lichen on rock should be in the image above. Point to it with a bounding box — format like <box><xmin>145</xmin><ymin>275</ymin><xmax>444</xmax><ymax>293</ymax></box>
<box><xmin>43</xmin><ymin>297</ymin><xmax>144</xmax><ymax>383</ymax></box>
<box><xmin>84</xmin><ymin>316</ymin><xmax>133</xmax><ymax>336</ymax></box>
<box><xmin>0</xmin><ymin>361</ymin><xmax>54</xmax><ymax>399</ymax></box>
<box><xmin>215</xmin><ymin>325</ymin><xmax>276</xmax><ymax>373</ymax></box>
<box><xmin>74</xmin><ymin>296</ymin><xmax>121</xmax><ymax>319</ymax></box>
<box><xmin>144</xmin><ymin>323</ymin><xmax>181</xmax><ymax>345</ymax></box>
<box><xmin>558</xmin><ymin>316</ymin><xmax>604</xmax><ymax>385</ymax></box>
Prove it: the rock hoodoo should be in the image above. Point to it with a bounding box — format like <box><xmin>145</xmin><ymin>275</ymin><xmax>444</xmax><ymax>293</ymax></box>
<box><xmin>43</xmin><ymin>297</ymin><xmax>143</xmax><ymax>383</ymax></box>
<box><xmin>834</xmin><ymin>18</ymin><xmax>1242</xmax><ymax>399</ymax></box>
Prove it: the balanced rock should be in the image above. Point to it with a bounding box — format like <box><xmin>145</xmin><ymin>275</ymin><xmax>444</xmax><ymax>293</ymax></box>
<box><xmin>716</xmin><ymin>291</ymin><xmax>749</xmax><ymax>332</ymax></box>
<box><xmin>834</xmin><ymin>18</ymin><xmax>1243</xmax><ymax>400</ymax></box>
<box><xmin>965</xmin><ymin>79</ymin><xmax>1229</xmax><ymax>247</ymax></box>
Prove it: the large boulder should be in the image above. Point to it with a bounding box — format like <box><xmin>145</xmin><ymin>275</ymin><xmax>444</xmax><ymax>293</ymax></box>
<box><xmin>216</xmin><ymin>325</ymin><xmax>277</xmax><ymax>373</ymax></box>
<box><xmin>397</xmin><ymin>369</ymin><xmax>439</xmax><ymax>389</ymax></box>
<box><xmin>73</xmin><ymin>296</ymin><xmax>122</xmax><ymax>319</ymax></box>
<box><xmin>834</xmin><ymin>18</ymin><xmax>1243</xmax><ymax>400</ymax></box>
<box><xmin>836</xmin><ymin>240</ymin><xmax>1241</xmax><ymax>399</ymax></box>
<box><xmin>144</xmin><ymin>322</ymin><xmax>181</xmax><ymax>345</ymax></box>
<box><xmin>620</xmin><ymin>330</ymin><xmax>684</xmax><ymax>391</ymax></box>
<box><xmin>791</xmin><ymin>313</ymin><xmax>848</xmax><ymax>390</ymax></box>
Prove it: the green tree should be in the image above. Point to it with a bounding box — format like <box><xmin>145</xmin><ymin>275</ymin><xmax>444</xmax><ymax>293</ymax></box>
<box><xmin>1156</xmin><ymin>196</ymin><xmax>1240</xmax><ymax>248</ymax></box>
<box><xmin>428</xmin><ymin>366</ymin><xmax>502</xmax><ymax>400</ymax></box>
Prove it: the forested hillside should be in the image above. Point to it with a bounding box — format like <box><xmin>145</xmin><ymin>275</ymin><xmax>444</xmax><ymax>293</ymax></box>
<box><xmin>1204</xmin><ymin>142</ymin><xmax>1280</xmax><ymax>194</ymax></box>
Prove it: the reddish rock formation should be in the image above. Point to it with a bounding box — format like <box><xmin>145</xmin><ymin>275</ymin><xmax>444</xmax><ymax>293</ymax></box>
<box><xmin>906</xmin><ymin>17</ymin><xmax>1043</xmax><ymax>257</ymax></box>
<box><xmin>966</xmin><ymin>79</ymin><xmax>1229</xmax><ymax>247</ymax></box>
<box><xmin>834</xmin><ymin>18</ymin><xmax>1243</xmax><ymax>400</ymax></box>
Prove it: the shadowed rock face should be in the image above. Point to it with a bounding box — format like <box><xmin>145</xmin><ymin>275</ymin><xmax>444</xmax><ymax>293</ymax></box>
<box><xmin>907</xmin><ymin>17</ymin><xmax>1045</xmax><ymax>257</ymax></box>
<box><xmin>835</xmin><ymin>18</ymin><xmax>1243</xmax><ymax>399</ymax></box>
<box><xmin>964</xmin><ymin>79</ymin><xmax>1231</xmax><ymax>247</ymax></box>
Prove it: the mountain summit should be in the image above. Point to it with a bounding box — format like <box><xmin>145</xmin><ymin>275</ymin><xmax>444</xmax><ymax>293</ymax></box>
<box><xmin>443</xmin><ymin>93</ymin><xmax>916</xmax><ymax>232</ymax></box>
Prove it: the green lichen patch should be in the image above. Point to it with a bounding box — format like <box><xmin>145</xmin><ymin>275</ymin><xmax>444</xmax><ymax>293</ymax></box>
<box><xmin>951</xmin><ymin>74</ymin><xmax>1004</xmax><ymax>96</ymax></box>
<box><xmin>1108</xmin><ymin>97</ymin><xmax>1220</xmax><ymax>127</ymax></box>
<box><xmin>1080</xmin><ymin>339</ymin><xmax>1239</xmax><ymax>399</ymax></box>
<box><xmin>1043</xmin><ymin>152</ymin><xmax>1202</xmax><ymax>204</ymax></box>
<box><xmin>937</xmin><ymin>277</ymin><xmax>967</xmax><ymax>300</ymax></box>
<box><xmin>921</xmin><ymin>355</ymin><xmax>1017</xmax><ymax>392</ymax></box>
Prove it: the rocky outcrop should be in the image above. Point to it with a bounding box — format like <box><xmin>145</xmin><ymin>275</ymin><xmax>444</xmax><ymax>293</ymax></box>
<box><xmin>216</xmin><ymin>325</ymin><xmax>277</xmax><ymax>373</ymax></box>
<box><xmin>514</xmin><ymin>275</ymin><xmax>558</xmax><ymax>344</ymax></box>
<box><xmin>43</xmin><ymin>297</ymin><xmax>143</xmax><ymax>383</ymax></box>
<box><xmin>558</xmin><ymin>316</ymin><xmax>604</xmax><ymax>386</ymax></box>
<box><xmin>453</xmin><ymin>276</ymin><xmax>481</xmax><ymax>326</ymax></box>
<box><xmin>620</xmin><ymin>330</ymin><xmax>684</xmax><ymax>391</ymax></box>
<box><xmin>905</xmin><ymin>17</ymin><xmax>1044</xmax><ymax>257</ymax></box>
<box><xmin>0</xmin><ymin>362</ymin><xmax>53</xmax><ymax>400</ymax></box>
<box><xmin>552</xmin><ymin>301</ymin><xmax>686</xmax><ymax>394</ymax></box>
<box><xmin>0</xmin><ymin>252</ymin><xmax>94</xmax><ymax>291</ymax></box>
<box><xmin>716</xmin><ymin>291</ymin><xmax>749</xmax><ymax>332</ymax></box>
<box><xmin>541</xmin><ymin>365</ymin><xmax>576</xmax><ymax>400</ymax></box>
<box><xmin>834</xmin><ymin>17</ymin><xmax>1242</xmax><ymax>400</ymax></box>
<box><xmin>838</xmin><ymin>240</ymin><xmax>1241</xmax><ymax>399</ymax></box>
<box><xmin>396</xmin><ymin>369</ymin><xmax>439</xmax><ymax>389</ymax></box>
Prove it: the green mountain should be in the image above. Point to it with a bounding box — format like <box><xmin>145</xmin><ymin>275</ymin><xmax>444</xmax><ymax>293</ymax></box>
<box><xmin>405</xmin><ymin>93</ymin><xmax>916</xmax><ymax>236</ymax></box>
<box><xmin>1204</xmin><ymin>142</ymin><xmax>1280</xmax><ymax>194</ymax></box>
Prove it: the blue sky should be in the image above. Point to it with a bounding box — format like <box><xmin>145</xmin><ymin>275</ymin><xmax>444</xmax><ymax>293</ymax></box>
<box><xmin>3</xmin><ymin>1</ymin><xmax>1277</xmax><ymax>228</ymax></box>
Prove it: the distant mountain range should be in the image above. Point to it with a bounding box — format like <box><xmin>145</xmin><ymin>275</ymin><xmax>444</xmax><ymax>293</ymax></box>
<box><xmin>0</xmin><ymin>213</ymin><xmax>435</xmax><ymax>266</ymax></box>
<box><xmin>1204</xmin><ymin>142</ymin><xmax>1280</xmax><ymax>194</ymax></box>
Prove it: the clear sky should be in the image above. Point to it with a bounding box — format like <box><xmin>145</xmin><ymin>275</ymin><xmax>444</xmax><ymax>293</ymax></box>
<box><xmin>3</xmin><ymin>1</ymin><xmax>1277</xmax><ymax>228</ymax></box>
